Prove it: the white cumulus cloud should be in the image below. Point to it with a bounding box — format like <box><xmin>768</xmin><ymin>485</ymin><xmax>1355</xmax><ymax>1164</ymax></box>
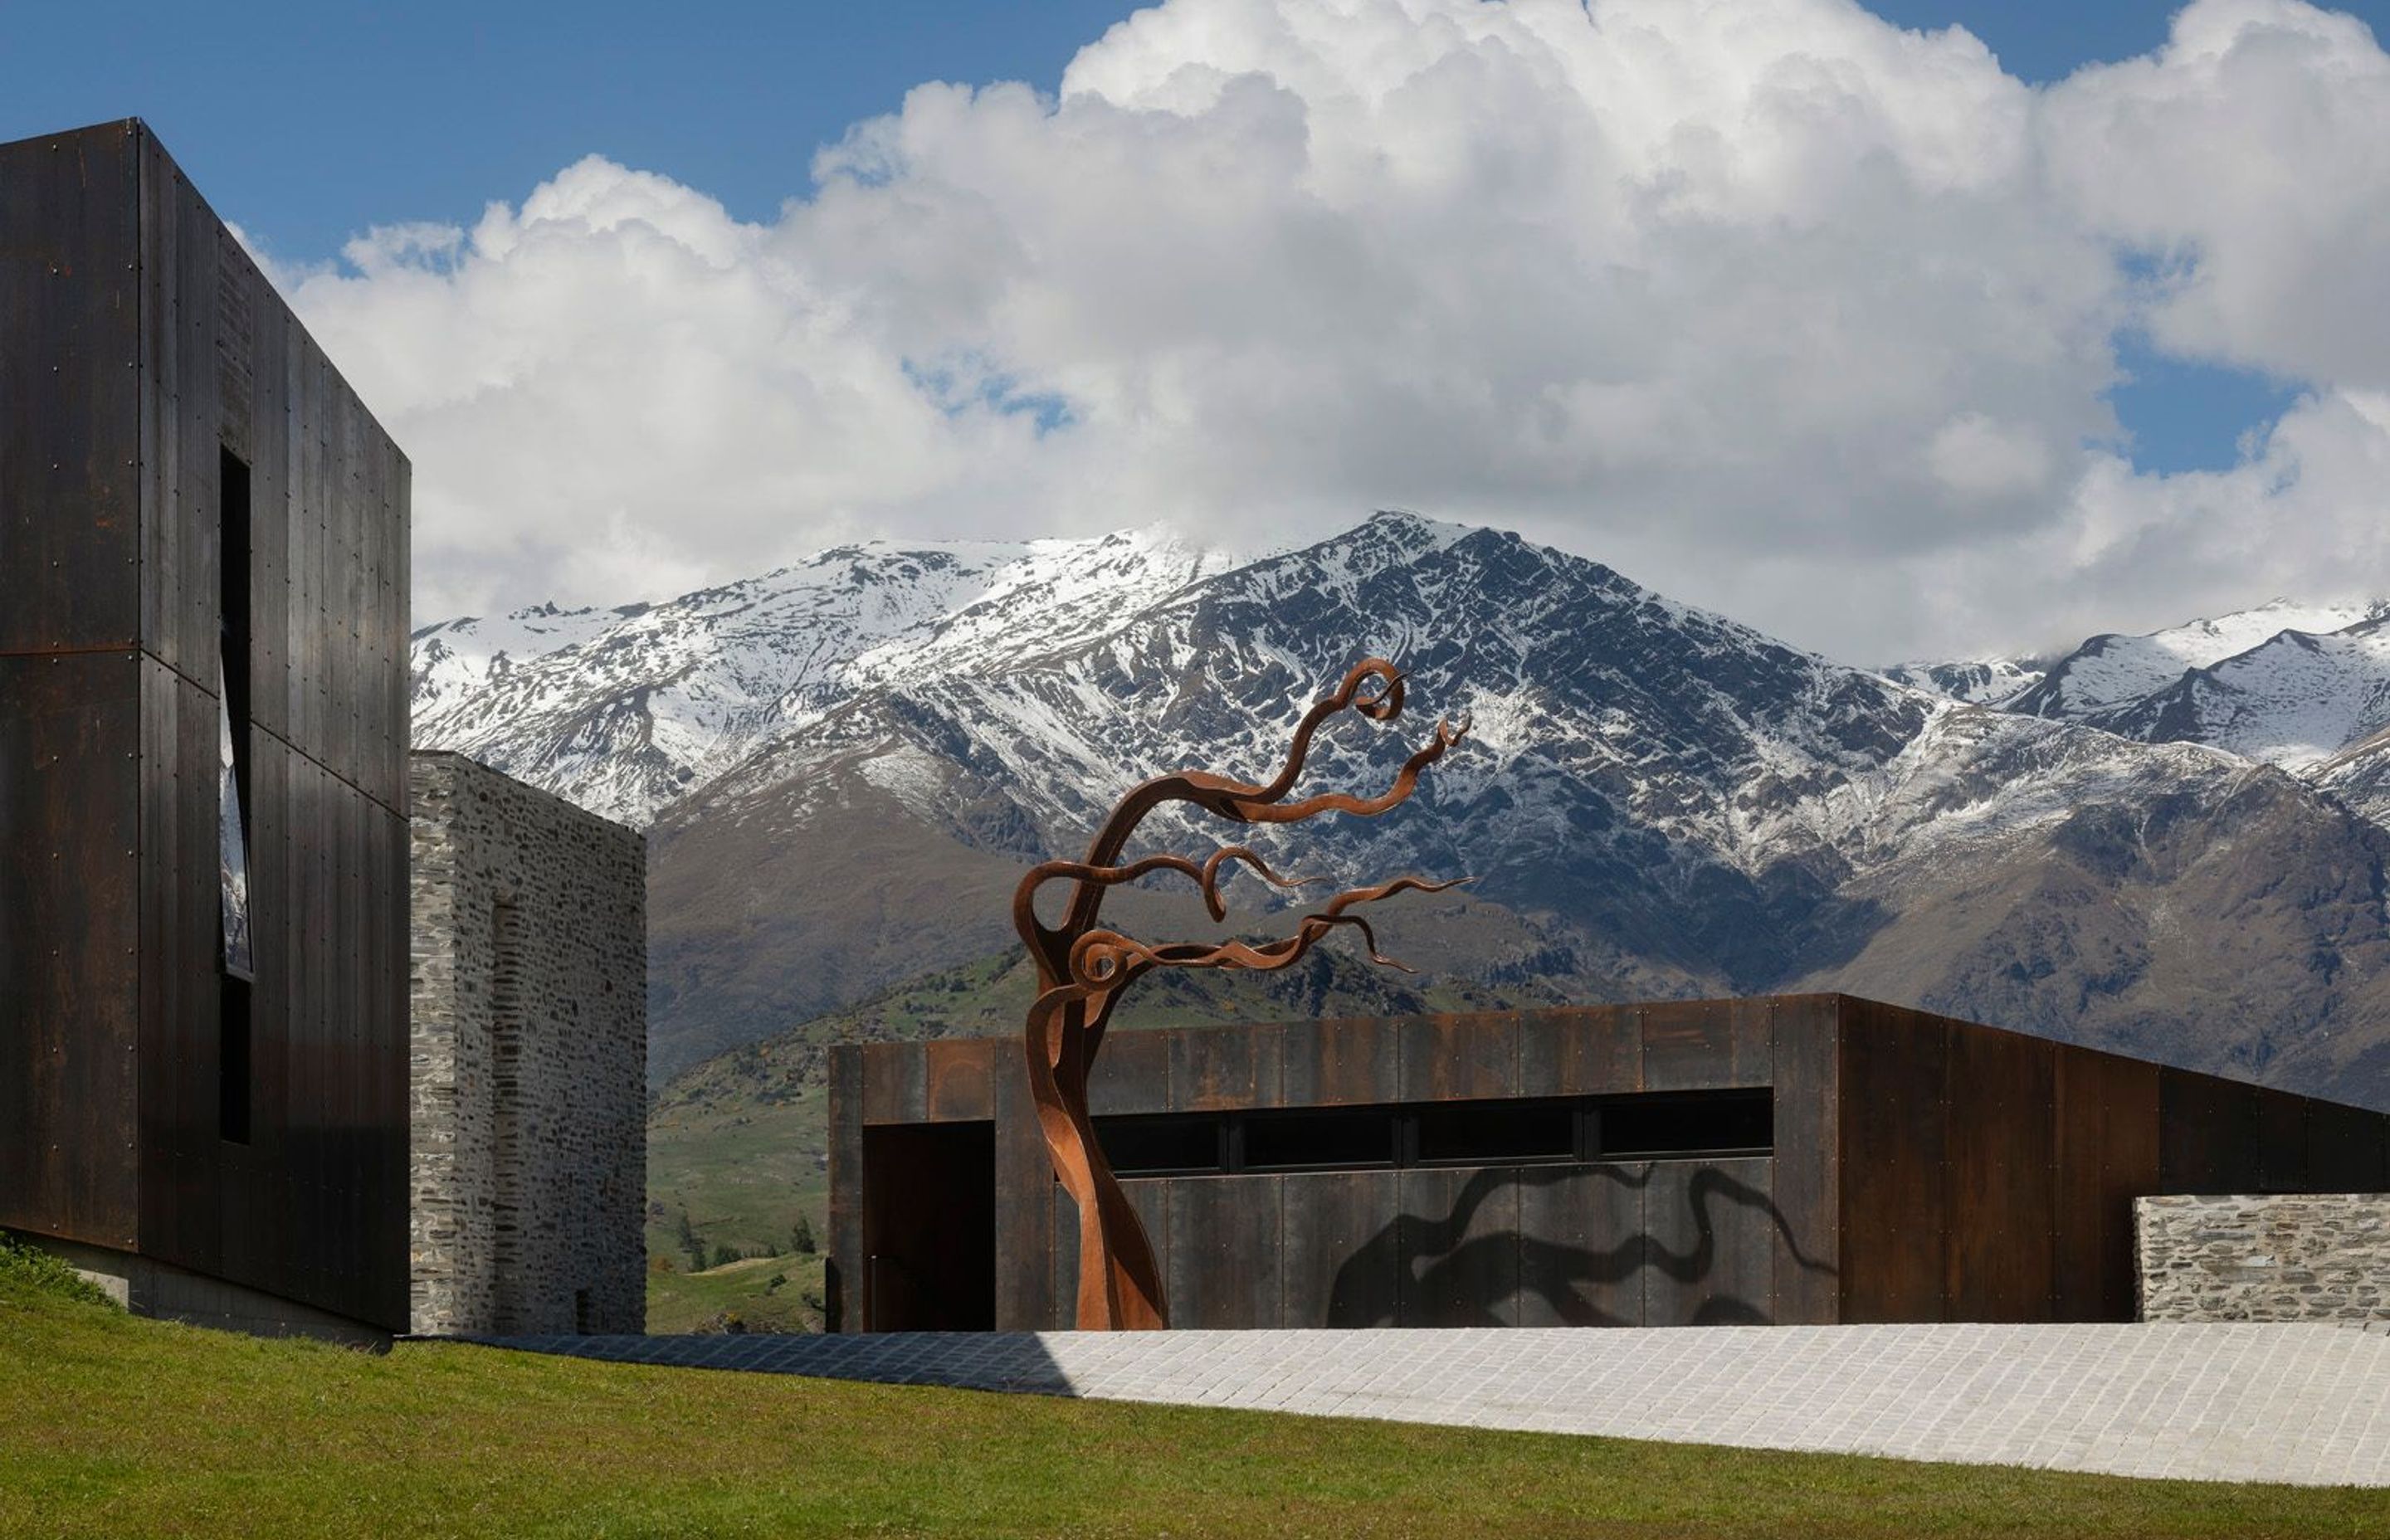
<box><xmin>279</xmin><ymin>0</ymin><xmax>2390</xmax><ymax>665</ymax></box>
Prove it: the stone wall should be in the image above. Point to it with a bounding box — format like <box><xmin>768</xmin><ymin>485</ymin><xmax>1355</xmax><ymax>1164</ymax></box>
<box><xmin>2136</xmin><ymin>1193</ymin><xmax>2390</xmax><ymax>1322</ymax></box>
<box><xmin>410</xmin><ymin>751</ymin><xmax>646</xmax><ymax>1336</ymax></box>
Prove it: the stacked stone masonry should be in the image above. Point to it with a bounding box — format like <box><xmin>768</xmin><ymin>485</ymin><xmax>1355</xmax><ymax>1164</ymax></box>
<box><xmin>410</xmin><ymin>752</ymin><xmax>646</xmax><ymax>1336</ymax></box>
<box><xmin>2137</xmin><ymin>1193</ymin><xmax>2390</xmax><ymax>1323</ymax></box>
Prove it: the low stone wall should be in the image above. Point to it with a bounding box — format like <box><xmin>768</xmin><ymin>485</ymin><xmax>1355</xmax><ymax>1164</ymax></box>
<box><xmin>2136</xmin><ymin>1193</ymin><xmax>2390</xmax><ymax>1322</ymax></box>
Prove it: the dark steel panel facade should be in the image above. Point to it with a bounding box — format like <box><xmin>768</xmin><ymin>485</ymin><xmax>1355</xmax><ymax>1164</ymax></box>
<box><xmin>0</xmin><ymin>120</ymin><xmax>410</xmax><ymax>1331</ymax></box>
<box><xmin>1168</xmin><ymin>1174</ymin><xmax>1284</xmax><ymax>1328</ymax></box>
<box><xmin>2051</xmin><ymin>1047</ymin><xmax>2160</xmax><ymax>1322</ymax></box>
<box><xmin>0</xmin><ymin>124</ymin><xmax>140</xmax><ymax>655</ymax></box>
<box><xmin>1397</xmin><ymin>1166</ymin><xmax>1521</xmax><ymax>1325</ymax></box>
<box><xmin>1942</xmin><ymin>1022</ymin><xmax>2056</xmax><ymax>1321</ymax></box>
<box><xmin>1278</xmin><ymin>1016</ymin><xmax>1399</xmax><ymax>1106</ymax></box>
<box><xmin>1644</xmin><ymin>1157</ymin><xmax>1774</xmax><ymax>1325</ymax></box>
<box><xmin>0</xmin><ymin>653</ymin><xmax>143</xmax><ymax>1245</ymax></box>
<box><xmin>1836</xmin><ymin>998</ymin><xmax>1949</xmax><ymax>1321</ymax></box>
<box><xmin>1515</xmin><ymin>1163</ymin><xmax>1646</xmax><ymax>1327</ymax></box>
<box><xmin>1278</xmin><ymin>1168</ymin><xmax>1399</xmax><ymax>1326</ymax></box>
<box><xmin>1767</xmin><ymin>996</ymin><xmax>1841</xmax><ymax>1323</ymax></box>
<box><xmin>832</xmin><ymin>994</ymin><xmax>2390</xmax><ymax>1332</ymax></box>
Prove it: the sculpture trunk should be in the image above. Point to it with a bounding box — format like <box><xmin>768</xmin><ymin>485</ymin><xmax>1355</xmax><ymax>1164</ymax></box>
<box><xmin>1012</xmin><ymin>658</ymin><xmax>1469</xmax><ymax>1331</ymax></box>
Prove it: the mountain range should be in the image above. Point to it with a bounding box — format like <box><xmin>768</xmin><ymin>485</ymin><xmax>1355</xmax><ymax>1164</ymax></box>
<box><xmin>412</xmin><ymin>514</ymin><xmax>2390</xmax><ymax>1109</ymax></box>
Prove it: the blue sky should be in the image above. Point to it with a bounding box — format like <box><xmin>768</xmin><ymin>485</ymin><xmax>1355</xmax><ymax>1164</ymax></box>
<box><xmin>6</xmin><ymin>1</ymin><xmax>2384</xmax><ymax>657</ymax></box>
<box><xmin>0</xmin><ymin>0</ymin><xmax>2368</xmax><ymax>480</ymax></box>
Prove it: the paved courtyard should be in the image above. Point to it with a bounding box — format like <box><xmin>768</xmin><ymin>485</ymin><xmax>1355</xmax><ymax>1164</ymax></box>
<box><xmin>486</xmin><ymin>1322</ymin><xmax>2390</xmax><ymax>1486</ymax></box>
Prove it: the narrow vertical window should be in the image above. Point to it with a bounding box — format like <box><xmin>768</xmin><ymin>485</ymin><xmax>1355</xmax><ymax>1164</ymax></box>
<box><xmin>218</xmin><ymin>446</ymin><xmax>254</xmax><ymax>1143</ymax></box>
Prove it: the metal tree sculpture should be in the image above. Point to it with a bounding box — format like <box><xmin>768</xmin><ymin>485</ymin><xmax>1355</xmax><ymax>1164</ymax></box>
<box><xmin>1014</xmin><ymin>658</ymin><xmax>1470</xmax><ymax>1330</ymax></box>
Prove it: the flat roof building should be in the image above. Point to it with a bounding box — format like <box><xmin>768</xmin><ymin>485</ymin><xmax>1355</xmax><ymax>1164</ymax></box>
<box><xmin>829</xmin><ymin>995</ymin><xmax>2390</xmax><ymax>1332</ymax></box>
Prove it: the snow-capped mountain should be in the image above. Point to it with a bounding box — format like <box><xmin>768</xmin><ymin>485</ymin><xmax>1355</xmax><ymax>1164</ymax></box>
<box><xmin>412</xmin><ymin>514</ymin><xmax>2390</xmax><ymax>1106</ymax></box>
<box><xmin>1894</xmin><ymin>598</ymin><xmax>2390</xmax><ymax>826</ymax></box>
<box><xmin>2007</xmin><ymin>598</ymin><xmax>2390</xmax><ymax>719</ymax></box>
<box><xmin>1879</xmin><ymin>656</ymin><xmax>2045</xmax><ymax>707</ymax></box>
<box><xmin>411</xmin><ymin>528</ymin><xmax>1241</xmax><ymax>825</ymax></box>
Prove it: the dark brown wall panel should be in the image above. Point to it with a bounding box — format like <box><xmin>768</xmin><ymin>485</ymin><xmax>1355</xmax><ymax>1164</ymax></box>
<box><xmin>825</xmin><ymin>1045</ymin><xmax>864</xmax><ymax>1332</ymax></box>
<box><xmin>0</xmin><ymin>653</ymin><xmax>142</xmax><ymax>1245</ymax></box>
<box><xmin>1519</xmin><ymin>1005</ymin><xmax>1639</xmax><ymax>1096</ymax></box>
<box><xmin>1941</xmin><ymin>1021</ymin><xmax>2054</xmax><ymax>1321</ymax></box>
<box><xmin>1516</xmin><ymin>1162</ymin><xmax>1646</xmax><ymax>1327</ymax></box>
<box><xmin>1279</xmin><ymin>1016</ymin><xmax>1399</xmax><ymax>1106</ymax></box>
<box><xmin>1398</xmin><ymin>1011</ymin><xmax>1518</xmax><ymax>1103</ymax></box>
<box><xmin>0</xmin><ymin>123</ymin><xmax>140</xmax><ymax>654</ymax></box>
<box><xmin>2306</xmin><ymin>1099</ymin><xmax>2389</xmax><ymax>1192</ymax></box>
<box><xmin>2051</xmin><ymin>1046</ymin><xmax>2159</xmax><ymax>1321</ymax></box>
<box><xmin>991</xmin><ymin>1031</ymin><xmax>1056</xmax><ymax>1330</ymax></box>
<box><xmin>861</xmin><ymin>1041</ymin><xmax>927</xmax><ymax>1126</ymax></box>
<box><xmin>1168</xmin><ymin>1175</ymin><xmax>1283</xmax><ymax>1328</ymax></box>
<box><xmin>1279</xmin><ymin>1169</ymin><xmax>1400</xmax><ymax>1327</ymax></box>
<box><xmin>1641</xmin><ymin>998</ymin><xmax>1770</xmax><ymax>1091</ymax></box>
<box><xmin>1836</xmin><ymin>998</ymin><xmax>1948</xmax><ymax>1322</ymax></box>
<box><xmin>1769</xmin><ymin>997</ymin><xmax>1841</xmax><ymax>1323</ymax></box>
<box><xmin>2254</xmin><ymin>1087</ymin><xmax>2310</xmax><ymax>1193</ymax></box>
<box><xmin>1644</xmin><ymin>1157</ymin><xmax>1774</xmax><ymax>1325</ymax></box>
<box><xmin>135</xmin><ymin>658</ymin><xmax>223</xmax><ymax>1277</ymax></box>
<box><xmin>1397</xmin><ymin>1166</ymin><xmax>1519</xmax><ymax>1326</ymax></box>
<box><xmin>1087</xmin><ymin>1026</ymin><xmax>1169</xmax><ymax>1116</ymax></box>
<box><xmin>2158</xmin><ymin>1070</ymin><xmax>2259</xmax><ymax>1193</ymax></box>
<box><xmin>1048</xmin><ymin>1182</ymin><xmax>1080</xmax><ymax>1323</ymax></box>
<box><xmin>925</xmin><ymin>1036</ymin><xmax>995</xmax><ymax>1123</ymax></box>
<box><xmin>1172</xmin><ymin>1021</ymin><xmax>1281</xmax><ymax>1110</ymax></box>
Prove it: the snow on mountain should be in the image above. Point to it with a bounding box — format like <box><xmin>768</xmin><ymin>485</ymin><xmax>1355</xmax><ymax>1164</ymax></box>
<box><xmin>1879</xmin><ymin>657</ymin><xmax>2043</xmax><ymax>707</ymax></box>
<box><xmin>2085</xmin><ymin>617</ymin><xmax>2390</xmax><ymax>772</ymax></box>
<box><xmin>2008</xmin><ymin>599</ymin><xmax>2390</xmax><ymax>720</ymax></box>
<box><xmin>409</xmin><ymin>527</ymin><xmax>1238</xmax><ymax>825</ymax></box>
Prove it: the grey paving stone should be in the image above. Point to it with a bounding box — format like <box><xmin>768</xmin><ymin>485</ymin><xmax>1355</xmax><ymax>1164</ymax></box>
<box><xmin>477</xmin><ymin>1323</ymin><xmax>2390</xmax><ymax>1485</ymax></box>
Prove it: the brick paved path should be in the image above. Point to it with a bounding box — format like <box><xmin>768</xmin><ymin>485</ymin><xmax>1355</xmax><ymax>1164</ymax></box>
<box><xmin>484</xmin><ymin>1323</ymin><xmax>2390</xmax><ymax>1485</ymax></box>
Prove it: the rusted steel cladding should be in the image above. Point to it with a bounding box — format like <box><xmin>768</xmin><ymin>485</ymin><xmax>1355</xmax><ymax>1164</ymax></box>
<box><xmin>0</xmin><ymin>120</ymin><xmax>409</xmax><ymax>1332</ymax></box>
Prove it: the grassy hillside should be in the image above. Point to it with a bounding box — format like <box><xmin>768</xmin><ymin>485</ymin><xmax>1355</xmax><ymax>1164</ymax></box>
<box><xmin>645</xmin><ymin>942</ymin><xmax>1559</xmax><ymax>1324</ymax></box>
<box><xmin>644</xmin><ymin>1251</ymin><xmax>827</xmax><ymax>1335</ymax></box>
<box><xmin>4</xmin><ymin>1240</ymin><xmax>2378</xmax><ymax>1538</ymax></box>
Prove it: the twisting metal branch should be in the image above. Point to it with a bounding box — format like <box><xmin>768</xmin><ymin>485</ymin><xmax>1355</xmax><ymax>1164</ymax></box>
<box><xmin>1014</xmin><ymin>658</ymin><xmax>1470</xmax><ymax>1330</ymax></box>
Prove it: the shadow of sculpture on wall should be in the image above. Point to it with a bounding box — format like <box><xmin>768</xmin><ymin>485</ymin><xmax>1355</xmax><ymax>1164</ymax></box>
<box><xmin>1015</xmin><ymin>659</ymin><xmax>1470</xmax><ymax>1329</ymax></box>
<box><xmin>1325</xmin><ymin>1162</ymin><xmax>1837</xmax><ymax>1328</ymax></box>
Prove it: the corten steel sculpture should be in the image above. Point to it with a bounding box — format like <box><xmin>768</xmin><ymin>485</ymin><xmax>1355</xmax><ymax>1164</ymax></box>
<box><xmin>1014</xmin><ymin>659</ymin><xmax>1470</xmax><ymax>1330</ymax></box>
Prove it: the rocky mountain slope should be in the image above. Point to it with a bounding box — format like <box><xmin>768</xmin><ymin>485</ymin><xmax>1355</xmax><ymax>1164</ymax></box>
<box><xmin>414</xmin><ymin>514</ymin><xmax>2390</xmax><ymax>1108</ymax></box>
<box><xmin>1897</xmin><ymin>599</ymin><xmax>2390</xmax><ymax>828</ymax></box>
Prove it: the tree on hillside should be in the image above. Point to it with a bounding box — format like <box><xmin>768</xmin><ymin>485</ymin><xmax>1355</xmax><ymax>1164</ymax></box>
<box><xmin>791</xmin><ymin>1214</ymin><xmax>817</xmax><ymax>1255</ymax></box>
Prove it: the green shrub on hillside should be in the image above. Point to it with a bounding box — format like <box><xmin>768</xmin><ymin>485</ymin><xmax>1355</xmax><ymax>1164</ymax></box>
<box><xmin>0</xmin><ymin>1233</ymin><xmax>115</xmax><ymax>1309</ymax></box>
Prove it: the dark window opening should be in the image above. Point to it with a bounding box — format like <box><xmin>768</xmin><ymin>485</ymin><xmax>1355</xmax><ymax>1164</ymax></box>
<box><xmin>573</xmin><ymin>1289</ymin><xmax>593</xmax><ymax>1335</ymax></box>
<box><xmin>1094</xmin><ymin>1088</ymin><xmax>1774</xmax><ymax>1178</ymax></box>
<box><xmin>217</xmin><ymin>446</ymin><xmax>252</xmax><ymax>805</ymax></box>
<box><xmin>217</xmin><ymin>447</ymin><xmax>255</xmax><ymax>1142</ymax></box>
<box><xmin>1597</xmin><ymin>1090</ymin><xmax>1772</xmax><ymax>1159</ymax></box>
<box><xmin>1243</xmin><ymin>1106</ymin><xmax>1397</xmax><ymax>1172</ymax></box>
<box><xmin>218</xmin><ymin>975</ymin><xmax>251</xmax><ymax>1144</ymax></box>
<box><xmin>1415</xmin><ymin>1099</ymin><xmax>1575</xmax><ymax>1166</ymax></box>
<box><xmin>1098</xmin><ymin>1114</ymin><xmax>1223</xmax><ymax>1177</ymax></box>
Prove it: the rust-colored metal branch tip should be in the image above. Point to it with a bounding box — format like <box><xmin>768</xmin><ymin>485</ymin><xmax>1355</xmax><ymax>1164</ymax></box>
<box><xmin>1013</xmin><ymin>656</ymin><xmax>1470</xmax><ymax>1330</ymax></box>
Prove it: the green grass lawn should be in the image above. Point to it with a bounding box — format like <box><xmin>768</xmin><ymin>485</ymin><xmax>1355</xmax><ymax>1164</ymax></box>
<box><xmin>4</xmin><ymin>1242</ymin><xmax>2385</xmax><ymax>1538</ymax></box>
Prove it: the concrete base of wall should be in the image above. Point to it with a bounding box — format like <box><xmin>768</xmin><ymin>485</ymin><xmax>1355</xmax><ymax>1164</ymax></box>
<box><xmin>2136</xmin><ymin>1192</ymin><xmax>2390</xmax><ymax>1323</ymax></box>
<box><xmin>19</xmin><ymin>1232</ymin><xmax>392</xmax><ymax>1348</ymax></box>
